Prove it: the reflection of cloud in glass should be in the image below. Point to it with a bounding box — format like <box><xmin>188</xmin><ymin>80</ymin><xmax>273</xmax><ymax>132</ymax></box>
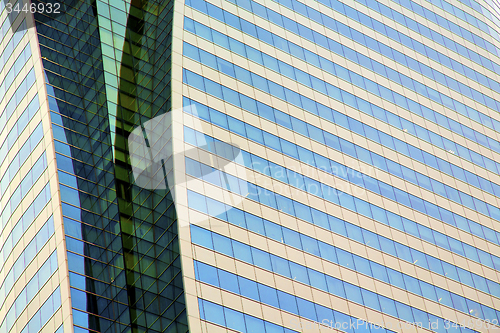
<box><xmin>128</xmin><ymin>104</ymin><xmax>248</xmax><ymax>227</ymax></box>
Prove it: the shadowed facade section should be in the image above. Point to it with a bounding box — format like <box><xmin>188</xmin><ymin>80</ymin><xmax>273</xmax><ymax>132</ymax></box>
<box><xmin>33</xmin><ymin>0</ymin><xmax>188</xmax><ymax>331</ymax></box>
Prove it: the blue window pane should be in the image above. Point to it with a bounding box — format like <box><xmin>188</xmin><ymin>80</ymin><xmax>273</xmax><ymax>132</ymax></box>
<box><xmin>420</xmin><ymin>281</ymin><xmax>437</xmax><ymax>301</ymax></box>
<box><xmin>370</xmin><ymin>262</ymin><xmax>389</xmax><ymax>283</ymax></box>
<box><xmin>297</xmin><ymin>298</ymin><xmax>317</xmax><ymax>321</ymax></box>
<box><xmin>379</xmin><ymin>296</ymin><xmax>398</xmax><ymax>317</ymax></box>
<box><xmin>307</xmin><ymin>268</ymin><xmax>327</xmax><ymax>291</ymax></box>
<box><xmin>72</xmin><ymin>310</ymin><xmax>89</xmax><ymax>329</ymax></box>
<box><xmin>326</xmin><ymin>276</ymin><xmax>346</xmax><ymax>298</ymax></box>
<box><xmin>345</xmin><ymin>223</ymin><xmax>363</xmax><ymax>243</ymax></box>
<box><xmin>361</xmin><ymin>229</ymin><xmax>380</xmax><ymax>249</ymax></box>
<box><xmin>188</xmin><ymin>191</ymin><xmax>208</xmax><ymax>214</ymax></box>
<box><xmin>300</xmin><ymin>234</ymin><xmax>320</xmax><ymax>256</ymax></box>
<box><xmin>228</xmin><ymin>117</ymin><xmax>246</xmax><ymax>136</ymax></box>
<box><xmin>334</xmin><ymin>312</ymin><xmax>354</xmax><ymax>333</ymax></box>
<box><xmin>277</xmin><ymin>291</ymin><xmax>298</xmax><ymax>314</ymax></box>
<box><xmin>403</xmin><ymin>274</ymin><xmax>421</xmax><ymax>295</ymax></box>
<box><xmin>282</xmin><ymin>228</ymin><xmax>302</xmax><ymax>249</ymax></box>
<box><xmin>271</xmin><ymin>255</ymin><xmax>291</xmax><ymax>277</ymax></box>
<box><xmin>328</xmin><ymin>216</ymin><xmax>347</xmax><ymax>236</ymax></box>
<box><xmin>412</xmin><ymin>308</ymin><xmax>429</xmax><ymax>326</ymax></box>
<box><xmin>210</xmin><ymin>109</ymin><xmax>229</xmax><ymax>128</ymax></box>
<box><xmin>265</xmin><ymin>321</ymin><xmax>284</xmax><ymax>333</ymax></box>
<box><xmin>337</xmin><ymin>249</ymin><xmax>355</xmax><ymax>269</ymax></box>
<box><xmin>245</xmin><ymin>315</ymin><xmax>266</xmax><ymax>333</ymax></box>
<box><xmin>233</xmin><ymin>241</ymin><xmax>253</xmax><ymax>263</ymax></box>
<box><xmin>426</xmin><ymin>256</ymin><xmax>444</xmax><ymax>275</ymax></box>
<box><xmin>353</xmin><ymin>256</ymin><xmax>371</xmax><ymax>277</ymax></box>
<box><xmin>311</xmin><ymin>209</ymin><xmax>329</xmax><ymax>229</ymax></box>
<box><xmin>387</xmin><ymin>269</ymin><xmax>405</xmax><ymax>289</ymax></box>
<box><xmin>315</xmin><ymin>304</ymin><xmax>333</xmax><ymax>324</ymax></box>
<box><xmin>247</xmin><ymin>126</ymin><xmax>264</xmax><ymax>144</ymax></box>
<box><xmin>224</xmin><ymin>307</ymin><xmax>246</xmax><ymax>332</ymax></box>
<box><xmin>251</xmin><ymin>248</ymin><xmax>272</xmax><ymax>271</ymax></box>
<box><xmin>190</xmin><ymin>226</ymin><xmax>213</xmax><ymax>250</ymax></box>
<box><xmin>246</xmin><ymin>213</ymin><xmax>265</xmax><ymax>235</ymax></box>
<box><xmin>226</xmin><ymin>208</ymin><xmax>246</xmax><ymax>227</ymax></box>
<box><xmin>396</xmin><ymin>303</ymin><xmax>413</xmax><ymax>322</ymax></box>
<box><xmin>394</xmin><ymin>243</ymin><xmax>412</xmax><ymax>263</ymax></box>
<box><xmin>289</xmin><ymin>262</ymin><xmax>309</xmax><ymax>284</ymax></box>
<box><xmin>202</xmin><ymin>300</ymin><xmax>225</xmax><ymax>326</ymax></box>
<box><xmin>378</xmin><ymin>237</ymin><xmax>396</xmax><ymax>256</ymax></box>
<box><xmin>264</xmin><ymin>220</ymin><xmax>283</xmax><ymax>242</ymax></box>
<box><xmin>218</xmin><ymin>269</ymin><xmax>239</xmax><ymax>294</ymax></box>
<box><xmin>195</xmin><ymin>262</ymin><xmax>219</xmax><ymax>286</ymax></box>
<box><xmin>361</xmin><ymin>289</ymin><xmax>380</xmax><ymax>311</ymax></box>
<box><xmin>258</xmin><ymin>283</ymin><xmax>279</xmax><ymax>308</ymax></box>
<box><xmin>238</xmin><ymin>276</ymin><xmax>260</xmax><ymax>300</ymax></box>
<box><xmin>70</xmin><ymin>288</ymin><xmax>87</xmax><ymax>311</ymax></box>
<box><xmin>339</xmin><ymin>194</ymin><xmax>356</xmax><ymax>211</ymax></box>
<box><xmin>344</xmin><ymin>283</ymin><xmax>363</xmax><ymax>304</ymax></box>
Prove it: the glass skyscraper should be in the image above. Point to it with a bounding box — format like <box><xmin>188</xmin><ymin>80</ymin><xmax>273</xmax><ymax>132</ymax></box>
<box><xmin>1</xmin><ymin>0</ymin><xmax>500</xmax><ymax>331</ymax></box>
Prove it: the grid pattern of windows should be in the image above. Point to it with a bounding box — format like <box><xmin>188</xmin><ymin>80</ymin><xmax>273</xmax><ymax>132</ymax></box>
<box><xmin>19</xmin><ymin>287</ymin><xmax>62</xmax><ymax>333</ymax></box>
<box><xmin>180</xmin><ymin>0</ymin><xmax>500</xmax><ymax>331</ymax></box>
<box><xmin>198</xmin><ymin>299</ymin><xmax>298</xmax><ymax>333</ymax></box>
<box><xmin>183</xmin><ymin>17</ymin><xmax>500</xmax><ymax>155</ymax></box>
<box><xmin>182</xmin><ymin>43</ymin><xmax>500</xmax><ymax>178</ymax></box>
<box><xmin>191</xmin><ymin>226</ymin><xmax>490</xmax><ymax>332</ymax></box>
<box><xmin>181</xmin><ymin>97</ymin><xmax>500</xmax><ymax>260</ymax></box>
<box><xmin>183</xmin><ymin>119</ymin><xmax>500</xmax><ymax>247</ymax></box>
<box><xmin>33</xmin><ymin>0</ymin><xmax>188</xmax><ymax>330</ymax></box>
<box><xmin>4</xmin><ymin>0</ymin><xmax>500</xmax><ymax>330</ymax></box>
<box><xmin>183</xmin><ymin>152</ymin><xmax>499</xmax><ymax>302</ymax></box>
<box><xmin>186</xmin><ymin>0</ymin><xmax>500</xmax><ymax>132</ymax></box>
<box><xmin>182</xmin><ymin>57</ymin><xmax>500</xmax><ymax>224</ymax></box>
<box><xmin>0</xmin><ymin>6</ymin><xmax>62</xmax><ymax>333</ymax></box>
<box><xmin>188</xmin><ymin>191</ymin><xmax>499</xmax><ymax>324</ymax></box>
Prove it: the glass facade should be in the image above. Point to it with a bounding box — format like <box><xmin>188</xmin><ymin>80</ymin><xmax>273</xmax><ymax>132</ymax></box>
<box><xmin>3</xmin><ymin>0</ymin><xmax>188</xmax><ymax>331</ymax></box>
<box><xmin>0</xmin><ymin>2</ymin><xmax>64</xmax><ymax>332</ymax></box>
<box><xmin>34</xmin><ymin>0</ymin><xmax>188</xmax><ymax>331</ymax></box>
<box><xmin>2</xmin><ymin>0</ymin><xmax>500</xmax><ymax>331</ymax></box>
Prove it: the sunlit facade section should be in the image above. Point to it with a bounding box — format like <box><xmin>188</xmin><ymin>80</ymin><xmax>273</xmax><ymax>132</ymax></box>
<box><xmin>0</xmin><ymin>3</ymin><xmax>70</xmax><ymax>333</ymax></box>
<box><xmin>3</xmin><ymin>0</ymin><xmax>500</xmax><ymax>331</ymax></box>
<box><xmin>174</xmin><ymin>0</ymin><xmax>500</xmax><ymax>332</ymax></box>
